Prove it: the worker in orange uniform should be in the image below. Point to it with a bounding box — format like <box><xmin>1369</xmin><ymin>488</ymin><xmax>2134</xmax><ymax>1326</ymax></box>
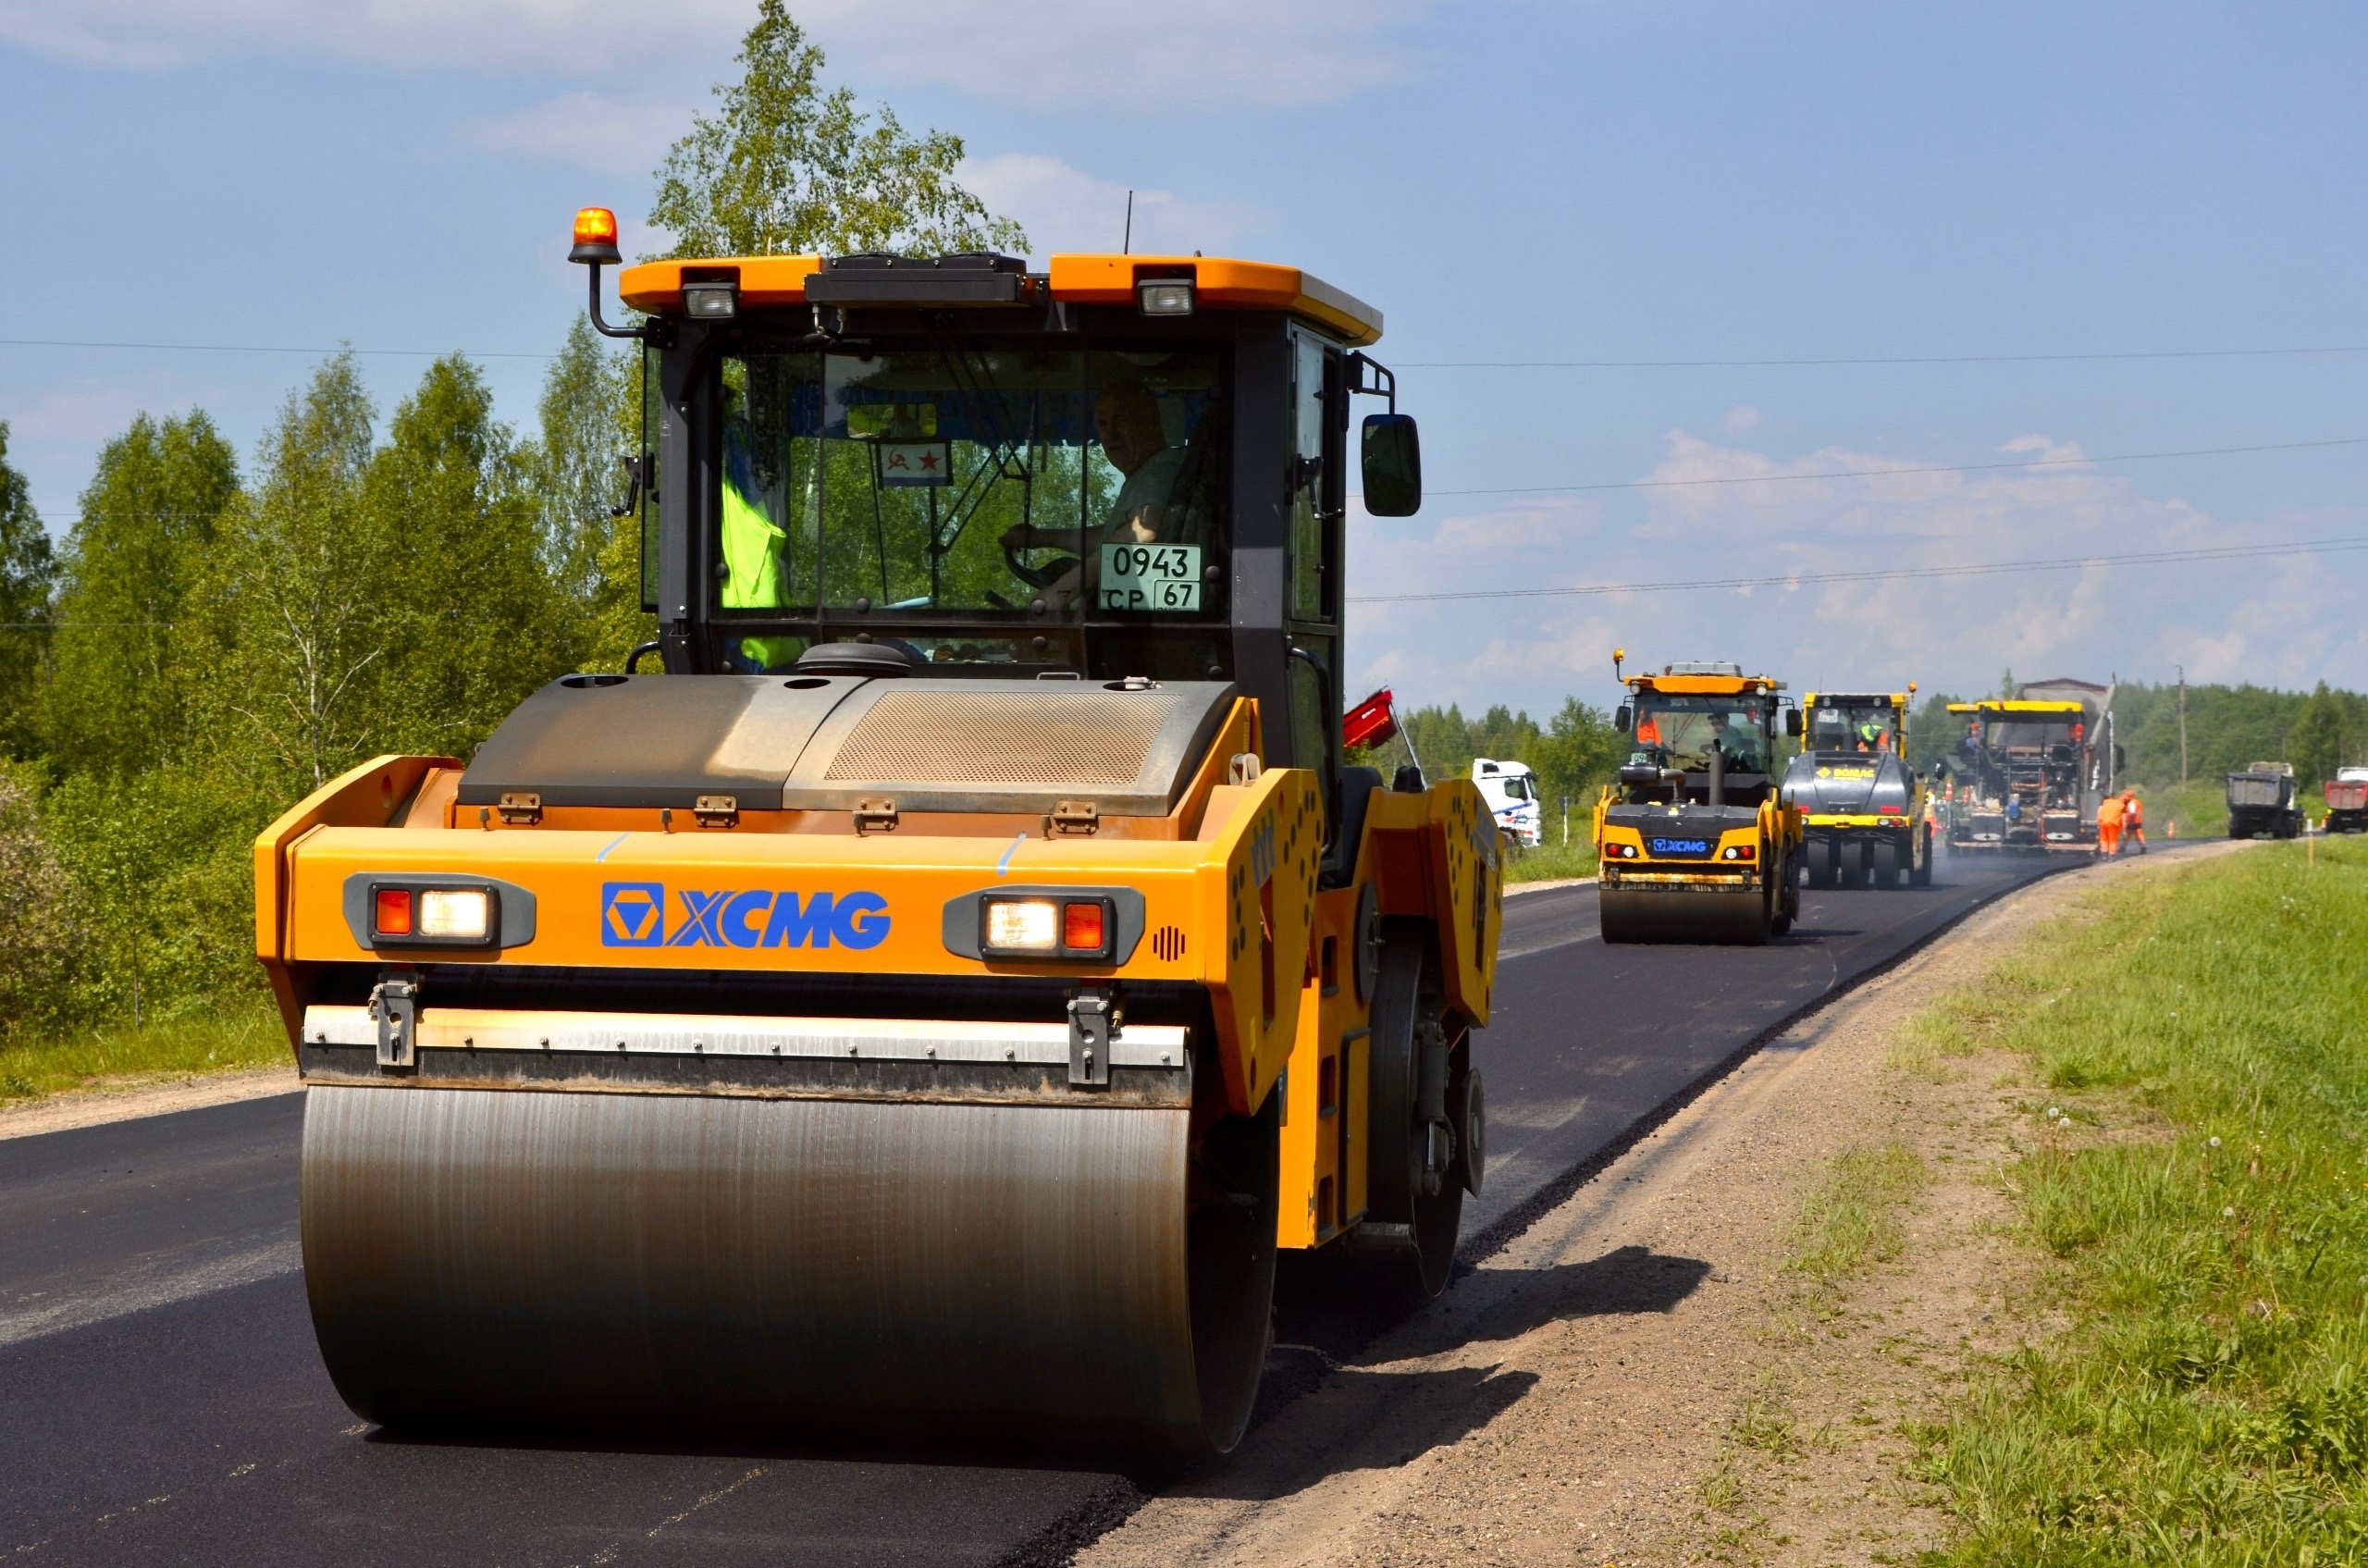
<box><xmin>2096</xmin><ymin>792</ymin><xmax>2123</xmax><ymax>856</ymax></box>
<box><xmin>2120</xmin><ymin>789</ymin><xmax>2146</xmax><ymax>854</ymax></box>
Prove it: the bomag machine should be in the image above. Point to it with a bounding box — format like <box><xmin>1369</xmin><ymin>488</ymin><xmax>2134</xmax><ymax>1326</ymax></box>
<box><xmin>1781</xmin><ymin>686</ymin><xmax>1931</xmax><ymax>888</ymax></box>
<box><xmin>1595</xmin><ymin>656</ymin><xmax>1803</xmax><ymax>944</ymax></box>
<box><xmin>250</xmin><ymin>209</ymin><xmax>1501</xmax><ymax>1462</ymax></box>
<box><xmin>1942</xmin><ymin>699</ymin><xmax>2101</xmax><ymax>854</ymax></box>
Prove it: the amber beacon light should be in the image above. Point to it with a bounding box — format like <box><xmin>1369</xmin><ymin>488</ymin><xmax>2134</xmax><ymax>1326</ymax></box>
<box><xmin>570</xmin><ymin>206</ymin><xmax>622</xmax><ymax>265</ymax></box>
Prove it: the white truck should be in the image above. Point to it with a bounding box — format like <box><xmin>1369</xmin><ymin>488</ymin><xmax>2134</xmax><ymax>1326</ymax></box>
<box><xmin>1473</xmin><ymin>758</ymin><xmax>1544</xmax><ymax>849</ymax></box>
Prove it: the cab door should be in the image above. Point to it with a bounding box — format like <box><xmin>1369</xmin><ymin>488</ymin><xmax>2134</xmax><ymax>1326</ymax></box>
<box><xmin>1286</xmin><ymin>328</ymin><xmax>1347</xmax><ymax>821</ymax></box>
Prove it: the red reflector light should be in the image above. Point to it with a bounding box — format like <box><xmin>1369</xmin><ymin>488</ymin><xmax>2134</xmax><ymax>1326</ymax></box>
<box><xmin>374</xmin><ymin>888</ymin><xmax>413</xmax><ymax>936</ymax></box>
<box><xmin>1063</xmin><ymin>901</ymin><xmax>1105</xmax><ymax>951</ymax></box>
<box><xmin>1733</xmin><ymin>844</ymin><xmax>1756</xmax><ymax>860</ymax></box>
<box><xmin>1878</xmin><ymin>804</ymin><xmax>1903</xmax><ymax>815</ymax></box>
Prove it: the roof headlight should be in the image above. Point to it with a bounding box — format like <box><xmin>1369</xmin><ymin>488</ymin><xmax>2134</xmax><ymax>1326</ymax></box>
<box><xmin>1137</xmin><ymin>280</ymin><xmax>1194</xmax><ymax>317</ymax></box>
<box><xmin>681</xmin><ymin>280</ymin><xmax>738</xmax><ymax>320</ymax></box>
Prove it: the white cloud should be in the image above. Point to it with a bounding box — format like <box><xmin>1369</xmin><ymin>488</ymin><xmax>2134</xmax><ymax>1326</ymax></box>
<box><xmin>957</xmin><ymin>154</ymin><xmax>1264</xmax><ymax>259</ymax></box>
<box><xmin>467</xmin><ymin>92</ymin><xmax>693</xmax><ymax>178</ymax></box>
<box><xmin>1720</xmin><ymin>404</ymin><xmax>1760</xmax><ymax>434</ymax></box>
<box><xmin>797</xmin><ymin>0</ymin><xmax>1433</xmax><ymax>107</ymax></box>
<box><xmin>0</xmin><ymin>0</ymin><xmax>1434</xmax><ymax>106</ymax></box>
<box><xmin>1345</xmin><ymin>429</ymin><xmax>2368</xmax><ymax>717</ymax></box>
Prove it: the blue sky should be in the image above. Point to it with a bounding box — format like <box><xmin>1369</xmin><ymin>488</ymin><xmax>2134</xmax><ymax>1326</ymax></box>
<box><xmin>2</xmin><ymin>0</ymin><xmax>2362</xmax><ymax>715</ymax></box>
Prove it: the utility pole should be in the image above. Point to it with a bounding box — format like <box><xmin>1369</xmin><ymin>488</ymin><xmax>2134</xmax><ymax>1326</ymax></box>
<box><xmin>2177</xmin><ymin>664</ymin><xmax>2189</xmax><ymax>787</ymax></box>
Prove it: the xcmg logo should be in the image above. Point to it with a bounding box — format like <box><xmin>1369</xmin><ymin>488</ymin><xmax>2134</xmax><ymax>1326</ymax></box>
<box><xmin>599</xmin><ymin>883</ymin><xmax>891</xmax><ymax>950</ymax></box>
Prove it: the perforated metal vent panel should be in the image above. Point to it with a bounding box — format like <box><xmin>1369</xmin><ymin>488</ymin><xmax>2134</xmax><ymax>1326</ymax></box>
<box><xmin>786</xmin><ymin>679</ymin><xmax>1240</xmax><ymax>816</ymax></box>
<box><xmin>825</xmin><ymin>690</ymin><xmax>1183</xmax><ymax>786</ymax></box>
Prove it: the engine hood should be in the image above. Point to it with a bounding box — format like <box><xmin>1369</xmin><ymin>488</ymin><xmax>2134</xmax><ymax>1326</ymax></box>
<box><xmin>1782</xmin><ymin>751</ymin><xmax>1913</xmax><ymax>816</ymax></box>
<box><xmin>458</xmin><ymin>673</ymin><xmax>1239</xmax><ymax>816</ymax></box>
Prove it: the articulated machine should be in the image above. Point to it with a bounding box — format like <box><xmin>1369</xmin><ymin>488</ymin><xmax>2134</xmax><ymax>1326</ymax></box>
<box><xmin>253</xmin><ymin>211</ymin><xmax>1501</xmax><ymax>1460</ymax></box>
<box><xmin>1595</xmin><ymin>657</ymin><xmax>1803</xmax><ymax>944</ymax></box>
<box><xmin>1782</xmin><ymin>687</ymin><xmax>1931</xmax><ymax>888</ymax></box>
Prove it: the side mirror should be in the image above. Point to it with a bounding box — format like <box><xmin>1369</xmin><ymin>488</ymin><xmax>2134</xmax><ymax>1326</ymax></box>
<box><xmin>1784</xmin><ymin>709</ymin><xmax>1804</xmax><ymax>738</ymax></box>
<box><xmin>1613</xmin><ymin>703</ymin><xmax>1633</xmax><ymax>734</ymax></box>
<box><xmin>1361</xmin><ymin>414</ymin><xmax>1422</xmax><ymax>516</ymax></box>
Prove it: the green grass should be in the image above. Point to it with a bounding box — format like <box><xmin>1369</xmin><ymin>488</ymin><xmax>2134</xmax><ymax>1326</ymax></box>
<box><xmin>1503</xmin><ymin>836</ymin><xmax>1599</xmax><ymax>883</ymax></box>
<box><xmin>1912</xmin><ymin>837</ymin><xmax>2368</xmax><ymax>1563</ymax></box>
<box><xmin>0</xmin><ymin>1000</ymin><xmax>288</xmax><ymax>1104</ymax></box>
<box><xmin>1787</xmin><ymin>1142</ymin><xmax>1929</xmax><ymax>1292</ymax></box>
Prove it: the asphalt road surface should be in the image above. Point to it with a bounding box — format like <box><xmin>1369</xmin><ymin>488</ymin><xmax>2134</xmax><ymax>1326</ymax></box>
<box><xmin>2</xmin><ymin>847</ymin><xmax>2090</xmax><ymax>1567</ymax></box>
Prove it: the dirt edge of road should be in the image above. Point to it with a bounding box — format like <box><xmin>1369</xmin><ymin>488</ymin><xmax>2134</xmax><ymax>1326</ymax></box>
<box><xmin>0</xmin><ymin>1064</ymin><xmax>298</xmax><ymax>1142</ymax></box>
<box><xmin>1067</xmin><ymin>846</ymin><xmax>2243</xmax><ymax>1568</ymax></box>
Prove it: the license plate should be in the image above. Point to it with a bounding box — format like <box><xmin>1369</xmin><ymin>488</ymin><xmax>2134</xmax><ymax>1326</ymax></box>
<box><xmin>1100</xmin><ymin>543</ymin><xmax>1202</xmax><ymax>611</ymax></box>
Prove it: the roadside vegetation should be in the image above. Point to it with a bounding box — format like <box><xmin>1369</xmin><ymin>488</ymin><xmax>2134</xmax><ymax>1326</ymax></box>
<box><xmin>1908</xmin><ymin>838</ymin><xmax>2368</xmax><ymax>1561</ymax></box>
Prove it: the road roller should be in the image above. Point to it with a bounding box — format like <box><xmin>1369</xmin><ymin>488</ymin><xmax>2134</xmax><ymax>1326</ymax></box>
<box><xmin>253</xmin><ymin>211</ymin><xmax>1499</xmax><ymax>1461</ymax></box>
<box><xmin>1779</xmin><ymin>686</ymin><xmax>1932</xmax><ymax>889</ymax></box>
<box><xmin>1594</xmin><ymin>653</ymin><xmax>1802</xmax><ymax>945</ymax></box>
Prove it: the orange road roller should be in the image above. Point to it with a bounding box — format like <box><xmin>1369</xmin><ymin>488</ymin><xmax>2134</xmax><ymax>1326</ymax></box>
<box><xmin>1596</xmin><ymin>655</ymin><xmax>1803</xmax><ymax>945</ymax></box>
<box><xmin>253</xmin><ymin>215</ymin><xmax>1501</xmax><ymax>1461</ymax></box>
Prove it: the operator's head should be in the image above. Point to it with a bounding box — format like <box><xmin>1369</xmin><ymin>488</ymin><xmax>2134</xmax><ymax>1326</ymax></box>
<box><xmin>1095</xmin><ymin>383</ymin><xmax>1168</xmax><ymax>476</ymax></box>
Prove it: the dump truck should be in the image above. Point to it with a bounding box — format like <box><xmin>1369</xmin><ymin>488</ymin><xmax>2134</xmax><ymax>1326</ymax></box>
<box><xmin>251</xmin><ymin>211</ymin><xmax>1501</xmax><ymax>1461</ymax></box>
<box><xmin>2227</xmin><ymin>761</ymin><xmax>2305</xmax><ymax>839</ymax></box>
<box><xmin>2325</xmin><ymin>767</ymin><xmax>2368</xmax><ymax>834</ymax></box>
<box><xmin>1780</xmin><ymin>686</ymin><xmax>1932</xmax><ymax>889</ymax></box>
<box><xmin>1942</xmin><ymin>699</ymin><xmax>2105</xmax><ymax>854</ymax></box>
<box><xmin>1595</xmin><ymin>657</ymin><xmax>1803</xmax><ymax>944</ymax></box>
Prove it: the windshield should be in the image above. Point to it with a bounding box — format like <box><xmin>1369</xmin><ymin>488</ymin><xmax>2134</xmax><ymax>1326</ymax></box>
<box><xmin>713</xmin><ymin>345</ymin><xmax>1228</xmax><ymax>672</ymax></box>
<box><xmin>1807</xmin><ymin>700</ymin><xmax>1897</xmax><ymax>753</ymax></box>
<box><xmin>1634</xmin><ymin>694</ymin><xmax>1772</xmax><ymax>772</ymax></box>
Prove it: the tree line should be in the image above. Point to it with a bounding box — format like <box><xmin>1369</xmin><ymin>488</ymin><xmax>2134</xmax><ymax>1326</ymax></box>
<box><xmin>0</xmin><ymin>329</ymin><xmax>647</xmax><ymax>1038</ymax></box>
<box><xmin>0</xmin><ymin>0</ymin><xmax>1028</xmax><ymax>1047</ymax></box>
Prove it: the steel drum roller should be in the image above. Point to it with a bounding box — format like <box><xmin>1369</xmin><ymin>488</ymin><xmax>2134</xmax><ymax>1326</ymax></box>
<box><xmin>302</xmin><ymin>1084</ymin><xmax>1272</xmax><ymax>1454</ymax></box>
<box><xmin>1598</xmin><ymin>887</ymin><xmax>1771</xmax><ymax>945</ymax></box>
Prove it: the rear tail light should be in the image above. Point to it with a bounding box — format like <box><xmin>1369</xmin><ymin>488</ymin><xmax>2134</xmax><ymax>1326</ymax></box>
<box><xmin>980</xmin><ymin>895</ymin><xmax>1116</xmax><ymax>960</ymax></box>
<box><xmin>367</xmin><ymin>883</ymin><xmax>498</xmax><ymax>947</ymax></box>
<box><xmin>1062</xmin><ymin>901</ymin><xmax>1105</xmax><ymax>951</ymax></box>
<box><xmin>1721</xmin><ymin>844</ymin><xmax>1757</xmax><ymax>861</ymax></box>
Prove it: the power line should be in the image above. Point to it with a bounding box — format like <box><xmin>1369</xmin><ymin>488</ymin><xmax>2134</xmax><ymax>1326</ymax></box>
<box><xmin>1400</xmin><ymin>344</ymin><xmax>2368</xmax><ymax>369</ymax></box>
<box><xmin>1424</xmin><ymin>436</ymin><xmax>2368</xmax><ymax>498</ymax></box>
<box><xmin>1347</xmin><ymin>534</ymin><xmax>2368</xmax><ymax>605</ymax></box>
<box><xmin>0</xmin><ymin>338</ymin><xmax>557</xmax><ymax>361</ymax></box>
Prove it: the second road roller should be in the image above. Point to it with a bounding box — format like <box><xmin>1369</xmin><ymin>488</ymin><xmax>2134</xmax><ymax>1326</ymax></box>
<box><xmin>1595</xmin><ymin>654</ymin><xmax>1803</xmax><ymax>945</ymax></box>
<box><xmin>1780</xmin><ymin>686</ymin><xmax>1933</xmax><ymax>888</ymax></box>
<box><xmin>253</xmin><ymin>211</ymin><xmax>1501</xmax><ymax>1461</ymax></box>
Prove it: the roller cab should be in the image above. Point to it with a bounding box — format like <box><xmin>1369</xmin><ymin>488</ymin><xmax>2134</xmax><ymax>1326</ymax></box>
<box><xmin>1780</xmin><ymin>688</ymin><xmax>1932</xmax><ymax>889</ymax></box>
<box><xmin>255</xmin><ymin>223</ymin><xmax>1500</xmax><ymax>1459</ymax></box>
<box><xmin>1595</xmin><ymin>658</ymin><xmax>1802</xmax><ymax>945</ymax></box>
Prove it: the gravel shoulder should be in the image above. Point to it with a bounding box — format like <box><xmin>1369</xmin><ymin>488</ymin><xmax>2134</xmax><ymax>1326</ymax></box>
<box><xmin>1078</xmin><ymin>846</ymin><xmax>2245</xmax><ymax>1568</ymax></box>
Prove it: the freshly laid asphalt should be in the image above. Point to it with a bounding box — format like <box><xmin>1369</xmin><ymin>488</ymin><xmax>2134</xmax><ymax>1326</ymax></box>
<box><xmin>2</xmin><ymin>848</ymin><xmax>2092</xmax><ymax>1566</ymax></box>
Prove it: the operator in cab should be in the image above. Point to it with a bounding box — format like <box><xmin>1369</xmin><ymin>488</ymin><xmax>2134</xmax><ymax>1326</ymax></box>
<box><xmin>999</xmin><ymin>382</ymin><xmax>1185</xmax><ymax>557</ymax></box>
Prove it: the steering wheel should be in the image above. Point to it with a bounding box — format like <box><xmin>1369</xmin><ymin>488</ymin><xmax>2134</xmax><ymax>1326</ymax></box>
<box><xmin>1003</xmin><ymin>540</ymin><xmax>1082</xmax><ymax>591</ymax></box>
